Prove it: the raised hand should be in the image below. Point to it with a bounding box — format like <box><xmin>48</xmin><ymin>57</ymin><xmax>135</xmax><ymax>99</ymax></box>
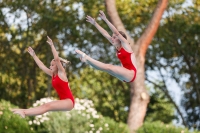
<box><xmin>86</xmin><ymin>15</ymin><xmax>96</xmax><ymax>25</ymax></box>
<box><xmin>27</xmin><ymin>46</ymin><xmax>35</xmax><ymax>57</ymax></box>
<box><xmin>99</xmin><ymin>10</ymin><xmax>107</xmax><ymax>21</ymax></box>
<box><xmin>46</xmin><ymin>36</ymin><xmax>54</xmax><ymax>46</ymax></box>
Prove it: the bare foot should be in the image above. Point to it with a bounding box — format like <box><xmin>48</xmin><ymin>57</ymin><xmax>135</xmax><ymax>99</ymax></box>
<box><xmin>12</xmin><ymin>109</ymin><xmax>25</xmax><ymax>118</ymax></box>
<box><xmin>75</xmin><ymin>49</ymin><xmax>87</xmax><ymax>62</ymax></box>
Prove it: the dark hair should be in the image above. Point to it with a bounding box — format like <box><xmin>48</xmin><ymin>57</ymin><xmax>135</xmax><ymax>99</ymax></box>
<box><xmin>118</xmin><ymin>31</ymin><xmax>127</xmax><ymax>40</ymax></box>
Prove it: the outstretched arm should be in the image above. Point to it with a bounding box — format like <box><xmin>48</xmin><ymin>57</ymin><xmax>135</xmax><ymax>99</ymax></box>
<box><xmin>99</xmin><ymin>11</ymin><xmax>129</xmax><ymax>46</ymax></box>
<box><xmin>46</xmin><ymin>36</ymin><xmax>65</xmax><ymax>73</ymax></box>
<box><xmin>27</xmin><ymin>47</ymin><xmax>52</xmax><ymax>76</ymax></box>
<box><xmin>86</xmin><ymin>15</ymin><xmax>113</xmax><ymax>44</ymax></box>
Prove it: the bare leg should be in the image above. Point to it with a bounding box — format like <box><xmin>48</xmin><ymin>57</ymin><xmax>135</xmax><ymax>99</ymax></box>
<box><xmin>75</xmin><ymin>49</ymin><xmax>135</xmax><ymax>82</ymax></box>
<box><xmin>12</xmin><ymin>99</ymin><xmax>73</xmax><ymax>118</ymax></box>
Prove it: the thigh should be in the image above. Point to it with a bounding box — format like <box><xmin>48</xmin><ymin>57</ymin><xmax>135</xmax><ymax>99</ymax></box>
<box><xmin>45</xmin><ymin>99</ymin><xmax>73</xmax><ymax>112</ymax></box>
<box><xmin>106</xmin><ymin>65</ymin><xmax>135</xmax><ymax>82</ymax></box>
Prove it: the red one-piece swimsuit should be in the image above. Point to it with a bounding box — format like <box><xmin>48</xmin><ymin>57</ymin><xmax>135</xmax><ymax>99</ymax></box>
<box><xmin>116</xmin><ymin>47</ymin><xmax>137</xmax><ymax>82</ymax></box>
<box><xmin>52</xmin><ymin>75</ymin><xmax>75</xmax><ymax>106</ymax></box>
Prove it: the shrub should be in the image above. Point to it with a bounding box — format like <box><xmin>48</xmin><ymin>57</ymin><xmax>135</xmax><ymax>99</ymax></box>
<box><xmin>0</xmin><ymin>100</ymin><xmax>35</xmax><ymax>133</ymax></box>
<box><xmin>29</xmin><ymin>97</ymin><xmax>129</xmax><ymax>133</ymax></box>
<box><xmin>137</xmin><ymin>121</ymin><xmax>200</xmax><ymax>133</ymax></box>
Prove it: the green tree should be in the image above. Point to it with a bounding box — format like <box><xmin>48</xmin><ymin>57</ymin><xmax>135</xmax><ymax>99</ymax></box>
<box><xmin>145</xmin><ymin>85</ymin><xmax>176</xmax><ymax>123</ymax></box>
<box><xmin>70</xmin><ymin>67</ymin><xmax>176</xmax><ymax>124</ymax></box>
<box><xmin>146</xmin><ymin>4</ymin><xmax>200</xmax><ymax>130</ymax></box>
<box><xmin>0</xmin><ymin>0</ymin><xmax>82</xmax><ymax>107</ymax></box>
<box><xmin>101</xmin><ymin>0</ymin><xmax>168</xmax><ymax>131</ymax></box>
<box><xmin>70</xmin><ymin>67</ymin><xmax>130</xmax><ymax>122</ymax></box>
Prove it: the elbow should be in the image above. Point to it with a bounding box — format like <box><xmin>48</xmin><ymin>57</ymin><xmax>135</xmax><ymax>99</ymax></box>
<box><xmin>38</xmin><ymin>65</ymin><xmax>45</xmax><ymax>70</ymax></box>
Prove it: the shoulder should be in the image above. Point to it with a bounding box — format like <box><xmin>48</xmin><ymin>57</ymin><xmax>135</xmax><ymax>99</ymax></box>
<box><xmin>121</xmin><ymin>43</ymin><xmax>133</xmax><ymax>53</ymax></box>
<box><xmin>58</xmin><ymin>71</ymin><xmax>68</xmax><ymax>81</ymax></box>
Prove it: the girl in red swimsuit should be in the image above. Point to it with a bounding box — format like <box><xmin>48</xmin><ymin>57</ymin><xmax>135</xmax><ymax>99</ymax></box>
<box><xmin>76</xmin><ymin>10</ymin><xmax>137</xmax><ymax>82</ymax></box>
<box><xmin>12</xmin><ymin>36</ymin><xmax>74</xmax><ymax>118</ymax></box>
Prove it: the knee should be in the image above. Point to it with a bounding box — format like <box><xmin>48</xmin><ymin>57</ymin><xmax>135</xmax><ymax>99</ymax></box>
<box><xmin>68</xmin><ymin>106</ymin><xmax>74</xmax><ymax>111</ymax></box>
<box><xmin>67</xmin><ymin>101</ymin><xmax>74</xmax><ymax>111</ymax></box>
<box><xmin>42</xmin><ymin>103</ymin><xmax>52</xmax><ymax>112</ymax></box>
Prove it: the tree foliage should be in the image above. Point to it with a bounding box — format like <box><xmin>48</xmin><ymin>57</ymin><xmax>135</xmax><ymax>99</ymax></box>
<box><xmin>146</xmin><ymin>4</ymin><xmax>200</xmax><ymax>129</ymax></box>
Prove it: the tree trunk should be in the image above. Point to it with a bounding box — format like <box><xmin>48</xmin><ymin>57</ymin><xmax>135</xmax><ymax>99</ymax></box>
<box><xmin>128</xmin><ymin>55</ymin><xmax>150</xmax><ymax>131</ymax></box>
<box><xmin>105</xmin><ymin>0</ymin><xmax>168</xmax><ymax>131</ymax></box>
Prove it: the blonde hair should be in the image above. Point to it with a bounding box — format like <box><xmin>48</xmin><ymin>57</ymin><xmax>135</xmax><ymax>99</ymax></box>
<box><xmin>59</xmin><ymin>57</ymin><xmax>71</xmax><ymax>67</ymax></box>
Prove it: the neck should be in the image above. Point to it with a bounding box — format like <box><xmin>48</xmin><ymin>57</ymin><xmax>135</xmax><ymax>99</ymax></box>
<box><xmin>53</xmin><ymin>72</ymin><xmax>58</xmax><ymax>76</ymax></box>
<box><xmin>116</xmin><ymin>45</ymin><xmax>122</xmax><ymax>51</ymax></box>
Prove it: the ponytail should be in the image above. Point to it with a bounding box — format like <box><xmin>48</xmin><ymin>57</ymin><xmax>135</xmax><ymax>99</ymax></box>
<box><xmin>59</xmin><ymin>57</ymin><xmax>71</xmax><ymax>68</ymax></box>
